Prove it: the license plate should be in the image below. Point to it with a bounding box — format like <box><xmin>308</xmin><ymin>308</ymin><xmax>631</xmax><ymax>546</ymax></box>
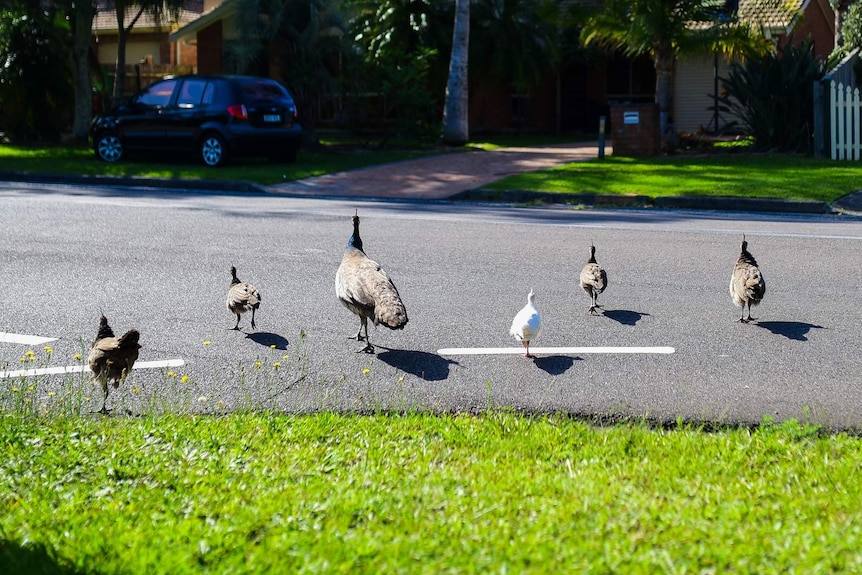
<box><xmin>263</xmin><ymin>114</ymin><xmax>281</xmax><ymax>123</ymax></box>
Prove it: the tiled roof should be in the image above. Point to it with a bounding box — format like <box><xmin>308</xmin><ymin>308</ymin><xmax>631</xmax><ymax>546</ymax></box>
<box><xmin>93</xmin><ymin>1</ymin><xmax>203</xmax><ymax>32</ymax></box>
<box><xmin>738</xmin><ymin>0</ymin><xmax>806</xmax><ymax>30</ymax></box>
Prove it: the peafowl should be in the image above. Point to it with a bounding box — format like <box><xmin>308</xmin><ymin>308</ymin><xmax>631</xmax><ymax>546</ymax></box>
<box><xmin>227</xmin><ymin>266</ymin><xmax>261</xmax><ymax>331</ymax></box>
<box><xmin>88</xmin><ymin>314</ymin><xmax>141</xmax><ymax>414</ymax></box>
<box><xmin>580</xmin><ymin>242</ymin><xmax>607</xmax><ymax>315</ymax></box>
<box><xmin>730</xmin><ymin>234</ymin><xmax>766</xmax><ymax>323</ymax></box>
<box><xmin>510</xmin><ymin>289</ymin><xmax>542</xmax><ymax>358</ymax></box>
<box><xmin>335</xmin><ymin>210</ymin><xmax>408</xmax><ymax>353</ymax></box>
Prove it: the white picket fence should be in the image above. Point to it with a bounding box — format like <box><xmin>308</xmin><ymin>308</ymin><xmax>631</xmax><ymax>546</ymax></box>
<box><xmin>830</xmin><ymin>80</ymin><xmax>862</xmax><ymax>160</ymax></box>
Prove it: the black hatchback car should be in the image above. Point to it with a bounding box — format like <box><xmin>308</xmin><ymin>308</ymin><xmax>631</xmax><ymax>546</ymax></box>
<box><xmin>91</xmin><ymin>75</ymin><xmax>302</xmax><ymax>167</ymax></box>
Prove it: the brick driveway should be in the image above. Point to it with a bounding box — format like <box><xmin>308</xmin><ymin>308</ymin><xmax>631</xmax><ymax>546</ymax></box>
<box><xmin>267</xmin><ymin>142</ymin><xmax>604</xmax><ymax>200</ymax></box>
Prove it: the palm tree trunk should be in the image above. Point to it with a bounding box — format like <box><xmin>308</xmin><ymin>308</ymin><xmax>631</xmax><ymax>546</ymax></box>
<box><xmin>442</xmin><ymin>0</ymin><xmax>469</xmax><ymax>146</ymax></box>
<box><xmin>71</xmin><ymin>0</ymin><xmax>96</xmax><ymax>141</ymax></box>
<box><xmin>653</xmin><ymin>49</ymin><xmax>675</xmax><ymax>145</ymax></box>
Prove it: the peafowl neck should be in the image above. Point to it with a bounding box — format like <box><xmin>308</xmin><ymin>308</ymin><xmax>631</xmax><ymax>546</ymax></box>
<box><xmin>348</xmin><ymin>218</ymin><xmax>363</xmax><ymax>252</ymax></box>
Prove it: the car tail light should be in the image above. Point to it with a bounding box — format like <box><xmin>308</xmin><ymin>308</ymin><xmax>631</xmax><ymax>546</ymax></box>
<box><xmin>227</xmin><ymin>104</ymin><xmax>248</xmax><ymax>120</ymax></box>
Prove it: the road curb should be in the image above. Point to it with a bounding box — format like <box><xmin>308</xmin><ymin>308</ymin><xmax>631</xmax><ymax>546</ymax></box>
<box><xmin>0</xmin><ymin>171</ymin><xmax>268</xmax><ymax>194</ymax></box>
<box><xmin>453</xmin><ymin>188</ymin><xmax>837</xmax><ymax>214</ymax></box>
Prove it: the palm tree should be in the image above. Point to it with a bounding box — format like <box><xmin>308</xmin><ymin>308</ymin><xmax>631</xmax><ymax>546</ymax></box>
<box><xmin>582</xmin><ymin>0</ymin><xmax>768</xmax><ymax>144</ymax></box>
<box><xmin>442</xmin><ymin>0</ymin><xmax>469</xmax><ymax>145</ymax></box>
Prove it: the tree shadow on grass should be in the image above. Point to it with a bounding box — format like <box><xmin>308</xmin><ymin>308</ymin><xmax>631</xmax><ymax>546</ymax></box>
<box><xmin>603</xmin><ymin>309</ymin><xmax>650</xmax><ymax>326</ymax></box>
<box><xmin>375</xmin><ymin>347</ymin><xmax>460</xmax><ymax>381</ymax></box>
<box><xmin>246</xmin><ymin>332</ymin><xmax>289</xmax><ymax>350</ymax></box>
<box><xmin>533</xmin><ymin>355</ymin><xmax>581</xmax><ymax>375</ymax></box>
<box><xmin>755</xmin><ymin>321</ymin><xmax>825</xmax><ymax>342</ymax></box>
<box><xmin>0</xmin><ymin>539</ymin><xmax>89</xmax><ymax>575</ymax></box>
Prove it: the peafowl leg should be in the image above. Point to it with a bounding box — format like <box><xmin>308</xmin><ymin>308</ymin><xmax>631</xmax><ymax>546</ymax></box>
<box><xmin>250</xmin><ymin>308</ymin><xmax>257</xmax><ymax>330</ymax></box>
<box><xmin>355</xmin><ymin>317</ymin><xmax>367</xmax><ymax>341</ymax></box>
<box><xmin>97</xmin><ymin>378</ymin><xmax>110</xmax><ymax>414</ymax></box>
<box><xmin>522</xmin><ymin>340</ymin><xmax>535</xmax><ymax>359</ymax></box>
<box><xmin>233</xmin><ymin>313</ymin><xmax>241</xmax><ymax>330</ymax></box>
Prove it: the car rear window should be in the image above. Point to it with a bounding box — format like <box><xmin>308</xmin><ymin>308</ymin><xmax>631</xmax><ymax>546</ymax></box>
<box><xmin>241</xmin><ymin>81</ymin><xmax>288</xmax><ymax>101</ymax></box>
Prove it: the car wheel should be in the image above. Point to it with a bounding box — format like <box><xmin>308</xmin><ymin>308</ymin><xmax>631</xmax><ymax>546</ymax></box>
<box><xmin>200</xmin><ymin>133</ymin><xmax>227</xmax><ymax>167</ymax></box>
<box><xmin>94</xmin><ymin>133</ymin><xmax>124</xmax><ymax>163</ymax></box>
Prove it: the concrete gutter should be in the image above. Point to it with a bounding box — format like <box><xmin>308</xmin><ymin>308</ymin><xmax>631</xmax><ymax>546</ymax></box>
<box><xmin>453</xmin><ymin>188</ymin><xmax>857</xmax><ymax>215</ymax></box>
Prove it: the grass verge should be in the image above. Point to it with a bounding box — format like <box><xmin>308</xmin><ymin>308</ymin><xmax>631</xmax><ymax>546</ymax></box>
<box><xmin>483</xmin><ymin>154</ymin><xmax>862</xmax><ymax>203</ymax></box>
<box><xmin>2</xmin><ymin>411</ymin><xmax>861</xmax><ymax>574</ymax></box>
<box><xmin>0</xmin><ymin>144</ymin><xmax>435</xmax><ymax>186</ymax></box>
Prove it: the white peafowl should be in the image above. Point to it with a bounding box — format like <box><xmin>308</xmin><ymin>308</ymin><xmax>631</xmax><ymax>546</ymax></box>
<box><xmin>730</xmin><ymin>234</ymin><xmax>766</xmax><ymax>323</ymax></box>
<box><xmin>227</xmin><ymin>266</ymin><xmax>261</xmax><ymax>331</ymax></box>
<box><xmin>335</xmin><ymin>210</ymin><xmax>408</xmax><ymax>353</ymax></box>
<box><xmin>88</xmin><ymin>314</ymin><xmax>141</xmax><ymax>414</ymax></box>
<box><xmin>579</xmin><ymin>242</ymin><xmax>607</xmax><ymax>315</ymax></box>
<box><xmin>510</xmin><ymin>289</ymin><xmax>542</xmax><ymax>358</ymax></box>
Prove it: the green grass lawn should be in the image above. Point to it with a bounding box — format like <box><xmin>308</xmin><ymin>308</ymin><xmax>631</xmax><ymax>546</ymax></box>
<box><xmin>2</xmin><ymin>410</ymin><xmax>861</xmax><ymax>574</ymax></box>
<box><xmin>483</xmin><ymin>154</ymin><xmax>862</xmax><ymax>203</ymax></box>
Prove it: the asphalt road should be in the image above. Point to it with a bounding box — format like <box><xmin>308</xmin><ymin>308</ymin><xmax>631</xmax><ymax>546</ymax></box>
<box><xmin>1</xmin><ymin>181</ymin><xmax>861</xmax><ymax>429</ymax></box>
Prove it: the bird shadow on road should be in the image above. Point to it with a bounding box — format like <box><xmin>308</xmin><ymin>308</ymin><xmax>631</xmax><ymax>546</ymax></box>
<box><xmin>533</xmin><ymin>355</ymin><xmax>581</xmax><ymax>375</ymax></box>
<box><xmin>603</xmin><ymin>309</ymin><xmax>650</xmax><ymax>326</ymax></box>
<box><xmin>375</xmin><ymin>347</ymin><xmax>460</xmax><ymax>381</ymax></box>
<box><xmin>245</xmin><ymin>332</ymin><xmax>290</xmax><ymax>350</ymax></box>
<box><xmin>755</xmin><ymin>321</ymin><xmax>825</xmax><ymax>342</ymax></box>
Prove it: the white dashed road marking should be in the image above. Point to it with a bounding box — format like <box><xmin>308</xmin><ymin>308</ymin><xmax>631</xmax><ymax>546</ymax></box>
<box><xmin>437</xmin><ymin>346</ymin><xmax>675</xmax><ymax>356</ymax></box>
<box><xmin>0</xmin><ymin>359</ymin><xmax>185</xmax><ymax>379</ymax></box>
<box><xmin>0</xmin><ymin>332</ymin><xmax>58</xmax><ymax>346</ymax></box>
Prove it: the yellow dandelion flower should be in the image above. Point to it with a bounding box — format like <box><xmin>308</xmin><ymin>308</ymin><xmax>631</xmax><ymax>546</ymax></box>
<box><xmin>269</xmin><ymin>344</ymin><xmax>276</xmax><ymax>349</ymax></box>
<box><xmin>198</xmin><ymin>396</ymin><xmax>207</xmax><ymax>403</ymax></box>
<box><xmin>254</xmin><ymin>361</ymin><xmax>262</xmax><ymax>369</ymax></box>
<box><xmin>282</xmin><ymin>354</ymin><xmax>289</xmax><ymax>360</ymax></box>
<box><xmin>26</xmin><ymin>350</ymin><xmax>35</xmax><ymax>357</ymax></box>
<box><xmin>132</xmin><ymin>387</ymin><xmax>139</xmax><ymax>394</ymax></box>
<box><xmin>47</xmin><ymin>391</ymin><xmax>56</xmax><ymax>397</ymax></box>
<box><xmin>181</xmin><ymin>375</ymin><xmax>189</xmax><ymax>384</ymax></box>
<box><xmin>44</xmin><ymin>346</ymin><xmax>53</xmax><ymax>354</ymax></box>
<box><xmin>166</xmin><ymin>371</ymin><xmax>177</xmax><ymax>378</ymax></box>
<box><xmin>217</xmin><ymin>400</ymin><xmax>225</xmax><ymax>408</ymax></box>
<box><xmin>362</xmin><ymin>367</ymin><xmax>371</xmax><ymax>375</ymax></box>
<box><xmin>273</xmin><ymin>362</ymin><xmax>281</xmax><ymax>368</ymax></box>
<box><xmin>11</xmin><ymin>387</ymin><xmax>19</xmax><ymax>393</ymax></box>
<box><xmin>85</xmin><ymin>396</ymin><xmax>91</xmax><ymax>402</ymax></box>
<box><xmin>27</xmin><ymin>385</ymin><xmax>35</xmax><ymax>391</ymax></box>
<box><xmin>203</xmin><ymin>340</ymin><xmax>212</xmax><ymax>346</ymax></box>
<box><xmin>73</xmin><ymin>353</ymin><xmax>81</xmax><ymax>361</ymax></box>
<box><xmin>18</xmin><ymin>357</ymin><xmax>25</xmax><ymax>363</ymax></box>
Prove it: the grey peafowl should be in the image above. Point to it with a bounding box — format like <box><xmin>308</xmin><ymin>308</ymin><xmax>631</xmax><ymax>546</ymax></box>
<box><xmin>579</xmin><ymin>242</ymin><xmax>608</xmax><ymax>315</ymax></box>
<box><xmin>510</xmin><ymin>289</ymin><xmax>542</xmax><ymax>358</ymax></box>
<box><xmin>88</xmin><ymin>314</ymin><xmax>141</xmax><ymax>414</ymax></box>
<box><xmin>227</xmin><ymin>266</ymin><xmax>261</xmax><ymax>331</ymax></box>
<box><xmin>730</xmin><ymin>234</ymin><xmax>766</xmax><ymax>323</ymax></box>
<box><xmin>335</xmin><ymin>210</ymin><xmax>408</xmax><ymax>353</ymax></box>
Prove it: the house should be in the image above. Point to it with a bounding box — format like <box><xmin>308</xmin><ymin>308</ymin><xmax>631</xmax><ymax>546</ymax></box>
<box><xmin>674</xmin><ymin>0</ymin><xmax>835</xmax><ymax>134</ymax></box>
<box><xmin>92</xmin><ymin>0</ymin><xmax>204</xmax><ymax>97</ymax></box>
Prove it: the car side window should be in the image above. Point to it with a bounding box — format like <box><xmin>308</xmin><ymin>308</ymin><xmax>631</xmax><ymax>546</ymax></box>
<box><xmin>178</xmin><ymin>79</ymin><xmax>207</xmax><ymax>108</ymax></box>
<box><xmin>137</xmin><ymin>80</ymin><xmax>177</xmax><ymax>108</ymax></box>
<box><xmin>202</xmin><ymin>82</ymin><xmax>216</xmax><ymax>105</ymax></box>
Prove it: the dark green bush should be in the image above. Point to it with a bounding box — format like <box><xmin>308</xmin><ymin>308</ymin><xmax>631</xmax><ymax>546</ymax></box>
<box><xmin>716</xmin><ymin>37</ymin><xmax>822</xmax><ymax>152</ymax></box>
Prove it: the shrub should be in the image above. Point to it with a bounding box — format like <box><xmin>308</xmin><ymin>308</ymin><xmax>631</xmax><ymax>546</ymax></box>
<box><xmin>716</xmin><ymin>37</ymin><xmax>822</xmax><ymax>152</ymax></box>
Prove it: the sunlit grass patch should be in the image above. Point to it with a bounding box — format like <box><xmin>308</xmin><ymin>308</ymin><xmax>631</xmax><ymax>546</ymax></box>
<box><xmin>483</xmin><ymin>154</ymin><xmax>862</xmax><ymax>203</ymax></box>
<box><xmin>1</xmin><ymin>411</ymin><xmax>861</xmax><ymax>574</ymax></box>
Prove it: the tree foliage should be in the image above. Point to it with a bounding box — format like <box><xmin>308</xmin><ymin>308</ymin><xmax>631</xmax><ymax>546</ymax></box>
<box><xmin>0</xmin><ymin>3</ymin><xmax>73</xmax><ymax>141</ymax></box>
